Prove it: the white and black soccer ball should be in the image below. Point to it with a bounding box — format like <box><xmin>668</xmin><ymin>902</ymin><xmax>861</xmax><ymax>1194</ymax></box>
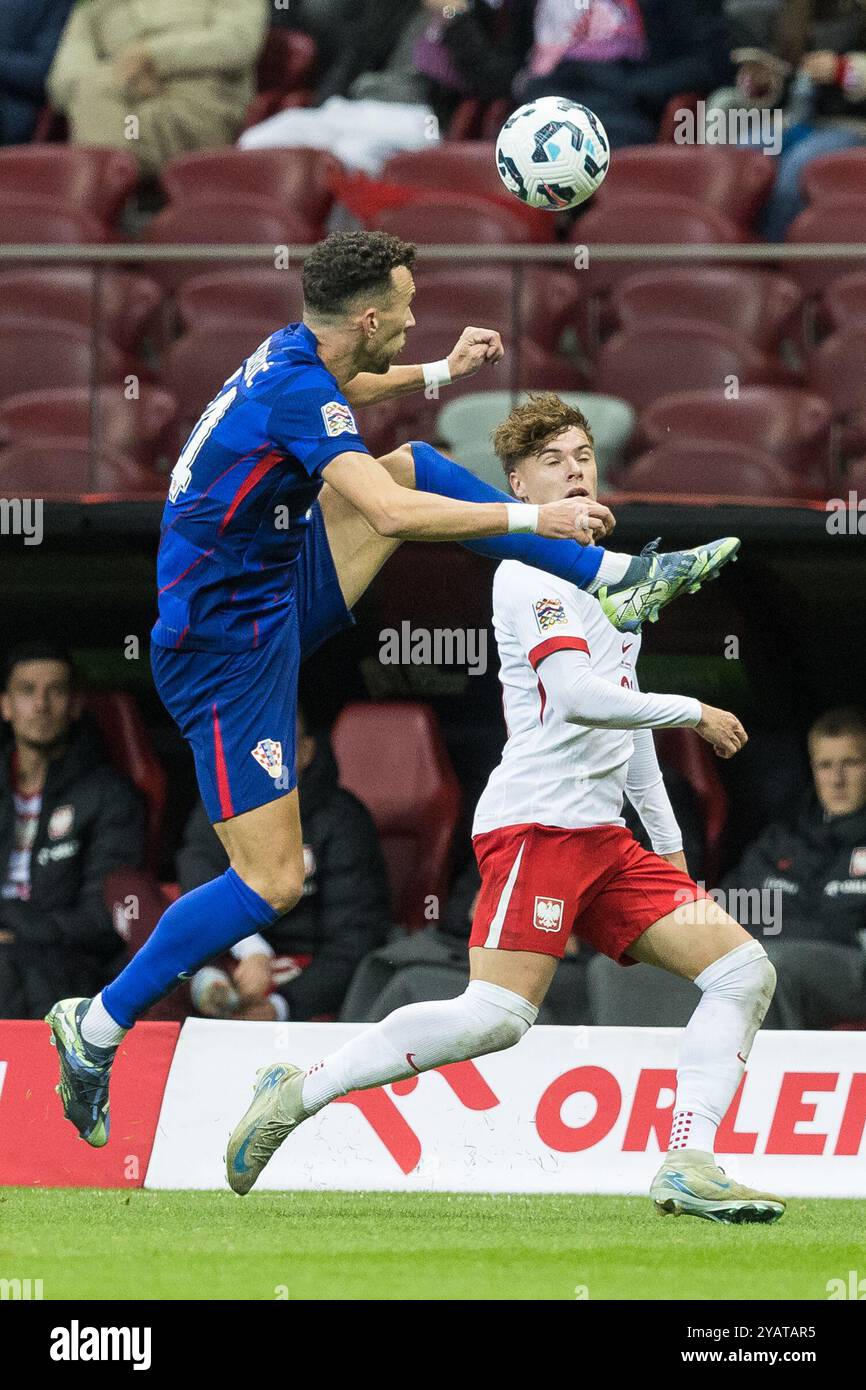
<box><xmin>495</xmin><ymin>97</ymin><xmax>610</xmax><ymax>212</ymax></box>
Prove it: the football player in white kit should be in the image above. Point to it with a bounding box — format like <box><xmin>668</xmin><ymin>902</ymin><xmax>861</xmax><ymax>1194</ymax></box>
<box><xmin>226</xmin><ymin>392</ymin><xmax>786</xmax><ymax>1224</ymax></box>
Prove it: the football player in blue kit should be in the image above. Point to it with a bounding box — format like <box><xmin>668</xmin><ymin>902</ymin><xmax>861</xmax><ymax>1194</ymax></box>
<box><xmin>45</xmin><ymin>231</ymin><xmax>738</xmax><ymax>1147</ymax></box>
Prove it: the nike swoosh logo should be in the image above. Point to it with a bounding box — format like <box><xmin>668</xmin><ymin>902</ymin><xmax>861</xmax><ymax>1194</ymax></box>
<box><xmin>406</xmin><ymin>1053</ymin><xmax>422</xmax><ymax>1074</ymax></box>
<box><xmin>233</xmin><ymin>1134</ymin><xmax>254</xmax><ymax>1173</ymax></box>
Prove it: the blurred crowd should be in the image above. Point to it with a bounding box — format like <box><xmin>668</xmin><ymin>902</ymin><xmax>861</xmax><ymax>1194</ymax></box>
<box><xmin>0</xmin><ymin>2</ymin><xmax>865</xmax><ymax>233</ymax></box>
<box><xmin>2</xmin><ymin>643</ymin><xmax>865</xmax><ymax>1032</ymax></box>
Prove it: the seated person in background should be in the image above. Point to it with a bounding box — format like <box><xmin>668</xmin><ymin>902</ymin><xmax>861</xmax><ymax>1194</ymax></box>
<box><xmin>340</xmin><ymin>848</ymin><xmax>591</xmax><ymax>1025</ymax></box>
<box><xmin>181</xmin><ymin>707</ymin><xmax>390</xmax><ymax>1022</ymax></box>
<box><xmin>0</xmin><ymin>0</ymin><xmax>75</xmax><ymax>145</ymax></box>
<box><xmin>521</xmin><ymin>0</ymin><xmax>733</xmax><ymax>148</ymax></box>
<box><xmin>239</xmin><ymin>0</ymin><xmax>434</xmax><ymax>173</ymax></box>
<box><xmin>0</xmin><ymin>642</ymin><xmax>145</xmax><ymax>1020</ymax></box>
<box><xmin>720</xmin><ymin>705</ymin><xmax>866</xmax><ymax>1029</ymax></box>
<box><xmin>47</xmin><ymin>0</ymin><xmax>269</xmax><ymax>176</ymax></box>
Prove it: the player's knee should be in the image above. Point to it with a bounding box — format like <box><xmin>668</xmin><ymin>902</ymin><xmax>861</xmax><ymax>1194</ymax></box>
<box><xmin>245</xmin><ymin>869</ymin><xmax>305</xmax><ymax>916</ymax></box>
<box><xmin>464</xmin><ymin>981</ymin><xmax>537</xmax><ymax>1056</ymax></box>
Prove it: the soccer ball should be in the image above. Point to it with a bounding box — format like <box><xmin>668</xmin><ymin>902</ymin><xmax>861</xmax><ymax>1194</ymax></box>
<box><xmin>495</xmin><ymin>97</ymin><xmax>610</xmax><ymax>212</ymax></box>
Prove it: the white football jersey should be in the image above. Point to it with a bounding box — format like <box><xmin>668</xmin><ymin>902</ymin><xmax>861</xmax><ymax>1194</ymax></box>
<box><xmin>473</xmin><ymin>561</ymin><xmax>696</xmax><ymax>836</ymax></box>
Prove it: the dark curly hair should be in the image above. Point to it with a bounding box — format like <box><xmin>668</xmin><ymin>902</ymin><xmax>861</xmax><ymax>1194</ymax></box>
<box><xmin>302</xmin><ymin>231</ymin><xmax>416</xmax><ymax>317</ymax></box>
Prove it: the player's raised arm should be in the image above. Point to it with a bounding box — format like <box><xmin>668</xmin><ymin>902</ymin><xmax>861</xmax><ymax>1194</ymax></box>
<box><xmin>342</xmin><ymin>326</ymin><xmax>505</xmax><ymax>406</ymax></box>
<box><xmin>321</xmin><ymin>449</ymin><xmax>605</xmax><ymax>543</ymax></box>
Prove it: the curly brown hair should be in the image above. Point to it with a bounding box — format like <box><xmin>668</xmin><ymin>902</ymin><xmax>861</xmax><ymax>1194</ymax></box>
<box><xmin>492</xmin><ymin>392</ymin><xmax>595</xmax><ymax>477</ymax></box>
<box><xmin>302</xmin><ymin>231</ymin><xmax>416</xmax><ymax>318</ymax></box>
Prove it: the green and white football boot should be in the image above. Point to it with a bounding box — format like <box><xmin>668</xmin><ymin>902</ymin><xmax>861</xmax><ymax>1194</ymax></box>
<box><xmin>45</xmin><ymin>997</ymin><xmax>116</xmax><ymax>1147</ymax></box>
<box><xmin>226</xmin><ymin>1063</ymin><xmax>308</xmax><ymax>1195</ymax></box>
<box><xmin>651</xmin><ymin>1149</ymin><xmax>786</xmax><ymax>1224</ymax></box>
<box><xmin>599</xmin><ymin>536</ymin><xmax>740</xmax><ymax>633</ymax></box>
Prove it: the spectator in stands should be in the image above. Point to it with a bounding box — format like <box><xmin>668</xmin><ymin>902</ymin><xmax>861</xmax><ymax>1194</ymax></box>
<box><xmin>723</xmin><ymin>706</ymin><xmax>866</xmax><ymax>1028</ymax></box>
<box><xmin>239</xmin><ymin>0</ymin><xmax>436</xmax><ymax>172</ymax></box>
<box><xmin>708</xmin><ymin>0</ymin><xmax>866</xmax><ymax>238</ymax></box>
<box><xmin>0</xmin><ymin>642</ymin><xmax>146</xmax><ymax>1020</ymax></box>
<box><xmin>271</xmin><ymin>0</ymin><xmax>355</xmax><ymax>69</ymax></box>
<box><xmin>588</xmin><ymin>706</ymin><xmax>866</xmax><ymax>1029</ymax></box>
<box><xmin>413</xmin><ymin>1</ymin><xmax>536</xmax><ymax>132</ymax></box>
<box><xmin>0</xmin><ymin>0</ymin><xmax>75</xmax><ymax>145</ymax></box>
<box><xmin>520</xmin><ymin>0</ymin><xmax>734</xmax><ymax>148</ymax></box>
<box><xmin>340</xmin><ymin>850</ymin><xmax>591</xmax><ymax>1024</ymax></box>
<box><xmin>181</xmin><ymin>706</ymin><xmax>390</xmax><ymax>1022</ymax></box>
<box><xmin>46</xmin><ymin>0</ymin><xmax>269</xmax><ymax>176</ymax></box>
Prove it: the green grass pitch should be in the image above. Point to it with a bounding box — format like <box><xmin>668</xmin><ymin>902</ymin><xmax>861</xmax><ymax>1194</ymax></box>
<box><xmin>1</xmin><ymin>1189</ymin><xmax>862</xmax><ymax>1301</ymax></box>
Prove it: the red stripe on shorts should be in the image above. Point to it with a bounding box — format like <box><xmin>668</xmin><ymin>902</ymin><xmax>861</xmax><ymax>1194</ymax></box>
<box><xmin>211</xmin><ymin>702</ymin><xmax>234</xmax><ymax>820</ymax></box>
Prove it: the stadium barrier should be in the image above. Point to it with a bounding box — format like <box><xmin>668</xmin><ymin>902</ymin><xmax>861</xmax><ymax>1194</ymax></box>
<box><xmin>145</xmin><ymin>1020</ymin><xmax>866</xmax><ymax>1197</ymax></box>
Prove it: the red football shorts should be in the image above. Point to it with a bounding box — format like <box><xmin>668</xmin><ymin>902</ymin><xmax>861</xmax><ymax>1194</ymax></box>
<box><xmin>470</xmin><ymin>823</ymin><xmax>708</xmax><ymax>965</ymax></box>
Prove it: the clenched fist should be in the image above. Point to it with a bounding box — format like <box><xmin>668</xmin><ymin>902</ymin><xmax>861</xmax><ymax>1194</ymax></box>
<box><xmin>696</xmin><ymin>703</ymin><xmax>748</xmax><ymax>759</ymax></box>
<box><xmin>446</xmin><ymin>327</ymin><xmax>505</xmax><ymax>382</ymax></box>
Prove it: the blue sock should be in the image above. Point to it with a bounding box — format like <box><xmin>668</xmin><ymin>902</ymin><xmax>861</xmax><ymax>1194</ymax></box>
<box><xmin>410</xmin><ymin>441</ymin><xmax>604</xmax><ymax>588</ymax></box>
<box><xmin>102</xmin><ymin>868</ymin><xmax>277</xmax><ymax>1028</ymax></box>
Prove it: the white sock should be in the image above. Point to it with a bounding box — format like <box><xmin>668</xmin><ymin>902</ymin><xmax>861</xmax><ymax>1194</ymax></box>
<box><xmin>669</xmin><ymin>939</ymin><xmax>776</xmax><ymax>1155</ymax></box>
<box><xmin>301</xmin><ymin>979</ymin><xmax>538</xmax><ymax>1115</ymax></box>
<box><xmin>587</xmin><ymin>550</ymin><xmax>631</xmax><ymax>591</ymax></box>
<box><xmin>81</xmin><ymin>992</ymin><xmax>127</xmax><ymax>1048</ymax></box>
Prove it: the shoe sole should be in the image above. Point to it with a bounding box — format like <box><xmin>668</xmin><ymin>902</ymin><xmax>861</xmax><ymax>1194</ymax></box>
<box><xmin>654</xmin><ymin>1196</ymin><xmax>785</xmax><ymax>1224</ymax></box>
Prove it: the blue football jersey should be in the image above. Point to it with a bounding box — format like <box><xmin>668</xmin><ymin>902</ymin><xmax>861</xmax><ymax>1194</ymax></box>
<box><xmin>151</xmin><ymin>323</ymin><xmax>369</xmax><ymax>652</ymax></box>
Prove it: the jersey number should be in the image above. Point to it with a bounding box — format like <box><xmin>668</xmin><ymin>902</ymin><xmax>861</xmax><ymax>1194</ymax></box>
<box><xmin>168</xmin><ymin>386</ymin><xmax>238</xmax><ymax>503</ymax></box>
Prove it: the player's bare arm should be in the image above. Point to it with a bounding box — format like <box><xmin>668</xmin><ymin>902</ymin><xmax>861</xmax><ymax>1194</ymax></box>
<box><xmin>342</xmin><ymin>326</ymin><xmax>506</xmax><ymax>406</ymax></box>
<box><xmin>321</xmin><ymin>449</ymin><xmax>609</xmax><ymax>544</ymax></box>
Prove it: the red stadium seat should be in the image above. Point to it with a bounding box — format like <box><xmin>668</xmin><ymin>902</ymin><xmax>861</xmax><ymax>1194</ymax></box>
<box><xmin>383</xmin><ymin>143</ymin><xmax>506</xmax><ymax>204</ymax></box>
<box><xmin>369</xmin><ymin>192</ymin><xmax>552</xmax><ymax>245</ymax></box>
<box><xmin>102</xmin><ymin>868</ymin><xmax>189</xmax><ymax>1020</ymax></box>
<box><xmin>161</xmin><ymin>148</ymin><xmax>334</xmax><ymax>231</ymax></box>
<box><xmin>241</xmin><ymin>27</ymin><xmax>318</xmax><ymax>131</ymax></box>
<box><xmin>331</xmin><ymin>702</ymin><xmax>461</xmax><ymax>931</ymax></box>
<box><xmin>0</xmin><ymin>385</ymin><xmax>179</xmax><ymax>469</ymax></box>
<box><xmin>806</xmin><ymin>328</ymin><xmax>866</xmax><ymax>454</ymax></box>
<box><xmin>634</xmin><ymin>387</ymin><xmax>834</xmax><ymax>486</ymax></box>
<box><xmin>801</xmin><ymin>149</ymin><xmax>866</xmax><ymax>204</ymax></box>
<box><xmin>619</xmin><ymin>440</ymin><xmax>817</xmax><ymax>500</ymax></box>
<box><xmin>159</xmin><ymin>326</ymin><xmax>277</xmax><ymax>438</ymax></box>
<box><xmin>610</xmin><ymin>268</ymin><xmax>803</xmax><ymax>352</ymax></box>
<box><xmin>0</xmin><ymin>269</ymin><xmax>163</xmax><ymax>353</ymax></box>
<box><xmin>0</xmin><ymin>146</ymin><xmax>139</xmax><ymax>226</ymax></box>
<box><xmin>819</xmin><ymin>271</ymin><xmax>866</xmax><ymax>334</ymax></box>
<box><xmin>176</xmin><ymin>267</ymin><xmax>305</xmax><ymax>334</ymax></box>
<box><xmin>86</xmin><ymin>693</ymin><xmax>168</xmax><ymax>874</ymax></box>
<box><xmin>596</xmin><ymin>146</ymin><xmax>775</xmax><ymax>228</ymax></box>
<box><xmin>592</xmin><ymin>323</ymin><xmax>795</xmax><ymax>415</ymax></box>
<box><xmin>653</xmin><ymin>729</ymin><xmax>729</xmax><ymax>885</ymax></box>
<box><xmin>411</xmin><ymin>264</ymin><xmax>586</xmax><ymax>353</ymax></box>
<box><xmin>0</xmin><ymin>201</ymin><xmax>109</xmax><ymax>250</ymax></box>
<box><xmin>785</xmin><ymin>199</ymin><xmax>866</xmax><ymax>298</ymax></box>
<box><xmin>0</xmin><ymin>322</ymin><xmax>128</xmax><ymax>405</ymax></box>
<box><xmin>575</xmin><ymin>196</ymin><xmax>745</xmax><ymax>311</ymax></box>
<box><xmin>0</xmin><ymin>443</ymin><xmax>164</xmax><ymax>497</ymax></box>
<box><xmin>143</xmin><ymin>199</ymin><xmax>318</xmax><ymax>291</ymax></box>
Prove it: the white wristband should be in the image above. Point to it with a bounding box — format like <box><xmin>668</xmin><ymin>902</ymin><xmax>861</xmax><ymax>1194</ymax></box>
<box><xmin>422</xmin><ymin>358</ymin><xmax>452</xmax><ymax>391</ymax></box>
<box><xmin>506</xmin><ymin>503</ymin><xmax>539</xmax><ymax>534</ymax></box>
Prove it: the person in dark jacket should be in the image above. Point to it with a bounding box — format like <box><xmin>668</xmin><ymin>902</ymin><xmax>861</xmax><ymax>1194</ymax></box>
<box><xmin>521</xmin><ymin>0</ymin><xmax>734</xmax><ymax>146</ymax></box>
<box><xmin>0</xmin><ymin>0</ymin><xmax>75</xmax><ymax>145</ymax></box>
<box><xmin>720</xmin><ymin>706</ymin><xmax>866</xmax><ymax>1028</ymax></box>
<box><xmin>0</xmin><ymin>641</ymin><xmax>146</xmax><ymax>1019</ymax></box>
<box><xmin>180</xmin><ymin>706</ymin><xmax>391</xmax><ymax>1021</ymax></box>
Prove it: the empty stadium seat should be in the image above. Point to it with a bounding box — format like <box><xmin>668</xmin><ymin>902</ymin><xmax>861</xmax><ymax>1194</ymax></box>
<box><xmin>610</xmin><ymin>268</ymin><xmax>803</xmax><ymax>352</ymax></box>
<box><xmin>331</xmin><ymin>702</ymin><xmax>461</xmax><ymax>931</ymax></box>
<box><xmin>0</xmin><ymin>202</ymin><xmax>109</xmax><ymax>250</ymax></box>
<box><xmin>0</xmin><ymin>385</ymin><xmax>179</xmax><ymax>469</ymax></box>
<box><xmin>143</xmin><ymin>199</ymin><xmax>318</xmax><ymax>291</ymax></box>
<box><xmin>162</xmin><ymin>148</ymin><xmax>334</xmax><ymax>232</ymax></box>
<box><xmin>369</xmin><ymin>192</ymin><xmax>551</xmax><ymax>245</ymax></box>
<box><xmin>383</xmin><ymin>142</ymin><xmax>506</xmax><ymax>205</ymax></box>
<box><xmin>0</xmin><ymin>269</ymin><xmax>163</xmax><ymax>353</ymax></box>
<box><xmin>575</xmin><ymin>195</ymin><xmax>745</xmax><ymax>310</ymax></box>
<box><xmin>619</xmin><ymin>440</ymin><xmax>817</xmax><ymax>500</ymax></box>
<box><xmin>653</xmin><ymin>729</ymin><xmax>729</xmax><ymax>885</ymax></box>
<box><xmin>635</xmin><ymin>387</ymin><xmax>834</xmax><ymax>486</ymax></box>
<box><xmin>86</xmin><ymin>693</ymin><xmax>168</xmax><ymax>873</ymax></box>
<box><xmin>411</xmin><ymin>264</ymin><xmax>586</xmax><ymax>353</ymax></box>
<box><xmin>102</xmin><ymin>867</ymin><xmax>189</xmax><ymax>1021</ymax></box>
<box><xmin>0</xmin><ymin>322</ymin><xmax>128</xmax><ymax>404</ymax></box>
<box><xmin>159</xmin><ymin>326</ymin><xmax>277</xmax><ymax>437</ymax></box>
<box><xmin>596</xmin><ymin>145</ymin><xmax>775</xmax><ymax>229</ymax></box>
<box><xmin>592</xmin><ymin>323</ymin><xmax>796</xmax><ymax>414</ymax></box>
<box><xmin>436</xmin><ymin>390</ymin><xmax>635</xmax><ymax>487</ymax></box>
<box><xmin>0</xmin><ymin>146</ymin><xmax>139</xmax><ymax>227</ymax></box>
<box><xmin>801</xmin><ymin>149</ymin><xmax>866</xmax><ymax>204</ymax></box>
<box><xmin>176</xmin><ymin>267</ymin><xmax>305</xmax><ymax>334</ymax></box>
<box><xmin>785</xmin><ymin>199</ymin><xmax>866</xmax><ymax>298</ymax></box>
<box><xmin>806</xmin><ymin>328</ymin><xmax>866</xmax><ymax>454</ymax></box>
<box><xmin>0</xmin><ymin>444</ymin><xmax>163</xmax><ymax>497</ymax></box>
<box><xmin>819</xmin><ymin>271</ymin><xmax>866</xmax><ymax>334</ymax></box>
